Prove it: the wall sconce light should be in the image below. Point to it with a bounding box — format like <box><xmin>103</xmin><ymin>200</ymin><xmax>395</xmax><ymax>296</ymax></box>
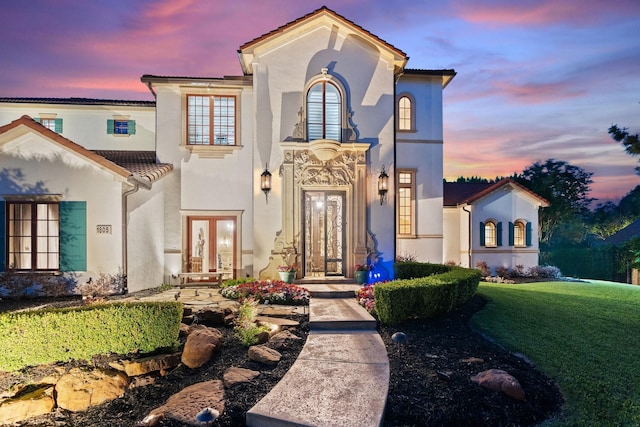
<box><xmin>378</xmin><ymin>166</ymin><xmax>389</xmax><ymax>205</ymax></box>
<box><xmin>261</xmin><ymin>163</ymin><xmax>272</xmax><ymax>202</ymax></box>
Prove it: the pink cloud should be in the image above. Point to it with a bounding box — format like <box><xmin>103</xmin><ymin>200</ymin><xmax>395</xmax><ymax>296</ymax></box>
<box><xmin>492</xmin><ymin>81</ymin><xmax>585</xmax><ymax>104</ymax></box>
<box><xmin>452</xmin><ymin>0</ymin><xmax>640</xmax><ymax>27</ymax></box>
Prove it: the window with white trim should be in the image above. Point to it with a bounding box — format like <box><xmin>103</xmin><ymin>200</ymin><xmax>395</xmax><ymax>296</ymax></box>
<box><xmin>480</xmin><ymin>220</ymin><xmax>502</xmax><ymax>247</ymax></box>
<box><xmin>307</xmin><ymin>81</ymin><xmax>341</xmax><ymax>141</ymax></box>
<box><xmin>398</xmin><ymin>95</ymin><xmax>412</xmax><ymax>131</ymax></box>
<box><xmin>187</xmin><ymin>95</ymin><xmax>236</xmax><ymax>145</ymax></box>
<box><xmin>35</xmin><ymin>117</ymin><xmax>63</xmax><ymax>133</ymax></box>
<box><xmin>514</xmin><ymin>221</ymin><xmax>525</xmax><ymax>246</ymax></box>
<box><xmin>397</xmin><ymin>170</ymin><xmax>415</xmax><ymax>236</ymax></box>
<box><xmin>107</xmin><ymin>119</ymin><xmax>136</xmax><ymax>136</ymax></box>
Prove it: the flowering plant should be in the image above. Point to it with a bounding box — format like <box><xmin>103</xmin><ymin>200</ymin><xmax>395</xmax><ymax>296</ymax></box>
<box><xmin>278</xmin><ymin>265</ymin><xmax>298</xmax><ymax>273</ymax></box>
<box><xmin>355</xmin><ymin>264</ymin><xmax>373</xmax><ymax>272</ymax></box>
<box><xmin>221</xmin><ymin>280</ymin><xmax>310</xmax><ymax>305</ymax></box>
<box><xmin>355</xmin><ymin>285</ymin><xmax>376</xmax><ymax>314</ymax></box>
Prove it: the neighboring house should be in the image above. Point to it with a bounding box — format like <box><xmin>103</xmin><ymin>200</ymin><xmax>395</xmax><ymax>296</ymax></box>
<box><xmin>443</xmin><ymin>179</ymin><xmax>549</xmax><ymax>271</ymax></box>
<box><xmin>603</xmin><ymin>219</ymin><xmax>640</xmax><ymax>284</ymax></box>
<box><xmin>0</xmin><ymin>7</ymin><xmax>547</xmax><ymax>295</ymax></box>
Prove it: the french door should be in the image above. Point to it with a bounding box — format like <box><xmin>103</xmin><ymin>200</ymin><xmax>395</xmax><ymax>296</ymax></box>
<box><xmin>303</xmin><ymin>191</ymin><xmax>345</xmax><ymax>277</ymax></box>
<box><xmin>187</xmin><ymin>216</ymin><xmax>236</xmax><ymax>280</ymax></box>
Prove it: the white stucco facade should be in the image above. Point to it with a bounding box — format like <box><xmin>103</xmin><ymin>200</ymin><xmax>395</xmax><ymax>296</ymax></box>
<box><xmin>0</xmin><ymin>7</ymin><xmax>548</xmax><ymax>294</ymax></box>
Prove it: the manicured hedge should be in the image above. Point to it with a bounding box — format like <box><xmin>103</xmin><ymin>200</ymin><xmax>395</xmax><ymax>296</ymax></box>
<box><xmin>394</xmin><ymin>261</ymin><xmax>451</xmax><ymax>279</ymax></box>
<box><xmin>374</xmin><ymin>265</ymin><xmax>481</xmax><ymax>325</ymax></box>
<box><xmin>0</xmin><ymin>301</ymin><xmax>182</xmax><ymax>372</ymax></box>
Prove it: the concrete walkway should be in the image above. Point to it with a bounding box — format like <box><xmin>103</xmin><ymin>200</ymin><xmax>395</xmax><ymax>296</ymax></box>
<box><xmin>246</xmin><ymin>284</ymin><xmax>389</xmax><ymax>427</ymax></box>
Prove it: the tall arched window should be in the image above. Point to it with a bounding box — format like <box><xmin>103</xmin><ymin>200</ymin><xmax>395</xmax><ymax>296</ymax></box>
<box><xmin>485</xmin><ymin>221</ymin><xmax>497</xmax><ymax>247</ymax></box>
<box><xmin>398</xmin><ymin>96</ymin><xmax>412</xmax><ymax>131</ymax></box>
<box><xmin>514</xmin><ymin>221</ymin><xmax>525</xmax><ymax>247</ymax></box>
<box><xmin>307</xmin><ymin>81</ymin><xmax>341</xmax><ymax>141</ymax></box>
<box><xmin>480</xmin><ymin>220</ymin><xmax>502</xmax><ymax>247</ymax></box>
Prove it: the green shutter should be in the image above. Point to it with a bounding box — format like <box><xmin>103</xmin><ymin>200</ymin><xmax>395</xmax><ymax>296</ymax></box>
<box><xmin>107</xmin><ymin>119</ymin><xmax>115</xmax><ymax>134</ymax></box>
<box><xmin>497</xmin><ymin>222</ymin><xmax>503</xmax><ymax>247</ymax></box>
<box><xmin>34</xmin><ymin>118</ymin><xmax>41</xmax><ymax>124</ymax></box>
<box><xmin>54</xmin><ymin>118</ymin><xmax>63</xmax><ymax>133</ymax></box>
<box><xmin>479</xmin><ymin>222</ymin><xmax>485</xmax><ymax>247</ymax></box>
<box><xmin>526</xmin><ymin>222</ymin><xmax>532</xmax><ymax>247</ymax></box>
<box><xmin>127</xmin><ymin>120</ymin><xmax>136</xmax><ymax>135</ymax></box>
<box><xmin>0</xmin><ymin>201</ymin><xmax>5</xmax><ymax>272</ymax></box>
<box><xmin>59</xmin><ymin>201</ymin><xmax>86</xmax><ymax>271</ymax></box>
<box><xmin>508</xmin><ymin>222</ymin><xmax>514</xmax><ymax>246</ymax></box>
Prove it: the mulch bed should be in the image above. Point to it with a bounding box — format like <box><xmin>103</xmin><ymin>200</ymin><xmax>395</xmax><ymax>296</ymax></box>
<box><xmin>1</xmin><ymin>294</ymin><xmax>564</xmax><ymax>426</ymax></box>
<box><xmin>380</xmin><ymin>295</ymin><xmax>564</xmax><ymax>426</ymax></box>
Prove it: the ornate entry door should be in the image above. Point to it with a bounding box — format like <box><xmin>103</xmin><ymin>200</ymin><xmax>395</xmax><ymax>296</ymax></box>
<box><xmin>303</xmin><ymin>191</ymin><xmax>345</xmax><ymax>276</ymax></box>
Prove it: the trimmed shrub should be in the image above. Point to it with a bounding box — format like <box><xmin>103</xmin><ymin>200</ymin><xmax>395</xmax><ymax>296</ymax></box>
<box><xmin>0</xmin><ymin>301</ymin><xmax>182</xmax><ymax>372</ymax></box>
<box><xmin>394</xmin><ymin>261</ymin><xmax>451</xmax><ymax>279</ymax></box>
<box><xmin>375</xmin><ymin>265</ymin><xmax>481</xmax><ymax>325</ymax></box>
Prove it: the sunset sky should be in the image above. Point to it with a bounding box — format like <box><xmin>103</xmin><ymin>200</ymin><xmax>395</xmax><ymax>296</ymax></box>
<box><xmin>1</xmin><ymin>0</ymin><xmax>638</xmax><ymax>204</ymax></box>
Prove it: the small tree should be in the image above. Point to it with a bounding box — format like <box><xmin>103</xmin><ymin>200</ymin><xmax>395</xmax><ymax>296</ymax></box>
<box><xmin>515</xmin><ymin>159</ymin><xmax>594</xmax><ymax>245</ymax></box>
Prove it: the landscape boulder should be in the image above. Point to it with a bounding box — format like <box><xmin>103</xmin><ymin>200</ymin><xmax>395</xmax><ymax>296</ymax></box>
<box><xmin>223</xmin><ymin>367</ymin><xmax>260</xmax><ymax>388</ymax></box>
<box><xmin>181</xmin><ymin>327</ymin><xmax>224</xmax><ymax>368</ymax></box>
<box><xmin>0</xmin><ymin>386</ymin><xmax>55</xmax><ymax>424</ymax></box>
<box><xmin>146</xmin><ymin>380</ymin><xmax>224</xmax><ymax>426</ymax></box>
<box><xmin>471</xmin><ymin>369</ymin><xmax>526</xmax><ymax>400</ymax></box>
<box><xmin>56</xmin><ymin>368</ymin><xmax>129</xmax><ymax>412</ymax></box>
<box><xmin>248</xmin><ymin>345</ymin><xmax>281</xmax><ymax>366</ymax></box>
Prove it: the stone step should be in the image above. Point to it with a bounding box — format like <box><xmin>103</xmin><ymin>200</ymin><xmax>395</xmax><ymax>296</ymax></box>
<box><xmin>296</xmin><ymin>276</ymin><xmax>357</xmax><ymax>285</ymax></box>
<box><xmin>309</xmin><ymin>297</ymin><xmax>376</xmax><ymax>331</ymax></box>
<box><xmin>246</xmin><ymin>331</ymin><xmax>389</xmax><ymax>427</ymax></box>
<box><xmin>306</xmin><ymin>284</ymin><xmax>360</xmax><ymax>298</ymax></box>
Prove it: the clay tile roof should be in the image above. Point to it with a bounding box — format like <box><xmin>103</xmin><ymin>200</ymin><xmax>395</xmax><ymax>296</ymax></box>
<box><xmin>239</xmin><ymin>6</ymin><xmax>407</xmax><ymax>58</ymax></box>
<box><xmin>0</xmin><ymin>116</ymin><xmax>171</xmax><ymax>186</ymax></box>
<box><xmin>0</xmin><ymin>97</ymin><xmax>155</xmax><ymax>107</ymax></box>
<box><xmin>444</xmin><ymin>178</ymin><xmax>550</xmax><ymax>207</ymax></box>
<box><xmin>92</xmin><ymin>150</ymin><xmax>173</xmax><ymax>183</ymax></box>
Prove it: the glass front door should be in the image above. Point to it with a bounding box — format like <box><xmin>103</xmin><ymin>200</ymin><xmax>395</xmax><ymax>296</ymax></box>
<box><xmin>303</xmin><ymin>191</ymin><xmax>345</xmax><ymax>277</ymax></box>
<box><xmin>187</xmin><ymin>216</ymin><xmax>236</xmax><ymax>280</ymax></box>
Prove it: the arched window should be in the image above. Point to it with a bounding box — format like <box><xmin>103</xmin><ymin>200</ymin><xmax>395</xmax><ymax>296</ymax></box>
<box><xmin>480</xmin><ymin>220</ymin><xmax>502</xmax><ymax>247</ymax></box>
<box><xmin>307</xmin><ymin>81</ymin><xmax>341</xmax><ymax>141</ymax></box>
<box><xmin>514</xmin><ymin>221</ymin><xmax>525</xmax><ymax>247</ymax></box>
<box><xmin>485</xmin><ymin>221</ymin><xmax>497</xmax><ymax>247</ymax></box>
<box><xmin>509</xmin><ymin>220</ymin><xmax>531</xmax><ymax>247</ymax></box>
<box><xmin>398</xmin><ymin>96</ymin><xmax>412</xmax><ymax>131</ymax></box>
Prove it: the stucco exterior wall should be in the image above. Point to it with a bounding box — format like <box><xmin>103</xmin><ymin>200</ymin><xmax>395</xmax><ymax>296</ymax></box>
<box><xmin>0</xmin><ymin>102</ymin><xmax>155</xmax><ymax>151</ymax></box>
<box><xmin>249</xmin><ymin>24</ymin><xmax>397</xmax><ymax>278</ymax></box>
<box><xmin>470</xmin><ymin>190</ymin><xmax>542</xmax><ymax>270</ymax></box>
<box><xmin>0</xmin><ymin>131</ymin><xmax>125</xmax><ymax>285</ymax></box>
<box><xmin>127</xmin><ymin>180</ymin><xmax>166</xmax><ymax>292</ymax></box>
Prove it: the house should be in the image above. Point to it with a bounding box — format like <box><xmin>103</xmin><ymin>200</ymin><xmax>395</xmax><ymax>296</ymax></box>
<box><xmin>443</xmin><ymin>179</ymin><xmax>549</xmax><ymax>271</ymax></box>
<box><xmin>603</xmin><ymin>219</ymin><xmax>640</xmax><ymax>284</ymax></box>
<box><xmin>0</xmin><ymin>7</ymin><xmax>547</xmax><ymax>295</ymax></box>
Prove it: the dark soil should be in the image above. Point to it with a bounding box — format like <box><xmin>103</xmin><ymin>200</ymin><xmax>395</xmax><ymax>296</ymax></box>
<box><xmin>2</xmin><ymin>294</ymin><xmax>564</xmax><ymax>426</ymax></box>
<box><xmin>379</xmin><ymin>295</ymin><xmax>564</xmax><ymax>426</ymax></box>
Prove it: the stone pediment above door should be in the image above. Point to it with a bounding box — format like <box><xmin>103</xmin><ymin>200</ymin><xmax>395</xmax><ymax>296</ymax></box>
<box><xmin>280</xmin><ymin>141</ymin><xmax>370</xmax><ymax>186</ymax></box>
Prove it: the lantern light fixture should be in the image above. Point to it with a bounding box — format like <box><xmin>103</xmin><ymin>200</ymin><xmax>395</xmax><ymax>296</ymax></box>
<box><xmin>260</xmin><ymin>163</ymin><xmax>272</xmax><ymax>202</ymax></box>
<box><xmin>378</xmin><ymin>166</ymin><xmax>389</xmax><ymax>205</ymax></box>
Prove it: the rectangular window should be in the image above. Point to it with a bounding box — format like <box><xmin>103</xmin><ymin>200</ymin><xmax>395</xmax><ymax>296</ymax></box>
<box><xmin>397</xmin><ymin>170</ymin><xmax>415</xmax><ymax>236</ymax></box>
<box><xmin>36</xmin><ymin>117</ymin><xmax>63</xmax><ymax>133</ymax></box>
<box><xmin>107</xmin><ymin>119</ymin><xmax>136</xmax><ymax>136</ymax></box>
<box><xmin>7</xmin><ymin>202</ymin><xmax>59</xmax><ymax>270</ymax></box>
<box><xmin>187</xmin><ymin>95</ymin><xmax>236</xmax><ymax>145</ymax></box>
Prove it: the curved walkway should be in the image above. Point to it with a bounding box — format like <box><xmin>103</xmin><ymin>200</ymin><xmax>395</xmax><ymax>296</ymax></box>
<box><xmin>246</xmin><ymin>285</ymin><xmax>389</xmax><ymax>427</ymax></box>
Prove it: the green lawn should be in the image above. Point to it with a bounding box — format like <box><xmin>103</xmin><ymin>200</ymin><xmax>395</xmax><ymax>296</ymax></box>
<box><xmin>472</xmin><ymin>280</ymin><xmax>640</xmax><ymax>426</ymax></box>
